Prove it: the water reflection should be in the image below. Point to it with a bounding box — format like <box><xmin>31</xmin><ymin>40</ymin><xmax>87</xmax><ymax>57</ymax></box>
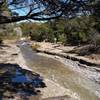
<box><xmin>0</xmin><ymin>63</ymin><xmax>46</xmax><ymax>100</ymax></box>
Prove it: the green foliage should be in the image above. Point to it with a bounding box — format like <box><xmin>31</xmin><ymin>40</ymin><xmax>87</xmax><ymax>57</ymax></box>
<box><xmin>63</xmin><ymin>16</ymin><xmax>96</xmax><ymax>45</ymax></box>
<box><xmin>0</xmin><ymin>23</ymin><xmax>18</xmax><ymax>41</ymax></box>
<box><xmin>96</xmin><ymin>38</ymin><xmax>100</xmax><ymax>46</ymax></box>
<box><xmin>19</xmin><ymin>15</ymin><xmax>99</xmax><ymax>46</ymax></box>
<box><xmin>0</xmin><ymin>0</ymin><xmax>8</xmax><ymax>11</ymax></box>
<box><xmin>58</xmin><ymin>34</ymin><xmax>66</xmax><ymax>45</ymax></box>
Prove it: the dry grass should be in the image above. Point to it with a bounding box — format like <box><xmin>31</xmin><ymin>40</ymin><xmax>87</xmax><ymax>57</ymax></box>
<box><xmin>32</xmin><ymin>43</ymin><xmax>41</xmax><ymax>50</ymax></box>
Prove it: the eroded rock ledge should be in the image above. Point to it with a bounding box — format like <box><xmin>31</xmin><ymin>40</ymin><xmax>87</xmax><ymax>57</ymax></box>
<box><xmin>35</xmin><ymin>49</ymin><xmax>100</xmax><ymax>72</ymax></box>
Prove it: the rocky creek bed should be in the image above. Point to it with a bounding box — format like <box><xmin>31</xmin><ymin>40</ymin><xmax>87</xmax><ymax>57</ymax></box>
<box><xmin>36</xmin><ymin>49</ymin><xmax>100</xmax><ymax>84</ymax></box>
<box><xmin>1</xmin><ymin>40</ymin><xmax>100</xmax><ymax>100</ymax></box>
<box><xmin>16</xmin><ymin>40</ymin><xmax>100</xmax><ymax>100</ymax></box>
<box><xmin>31</xmin><ymin>42</ymin><xmax>100</xmax><ymax>85</ymax></box>
<box><xmin>0</xmin><ymin>41</ymin><xmax>79</xmax><ymax>100</ymax></box>
<box><xmin>30</xmin><ymin>41</ymin><xmax>100</xmax><ymax>99</ymax></box>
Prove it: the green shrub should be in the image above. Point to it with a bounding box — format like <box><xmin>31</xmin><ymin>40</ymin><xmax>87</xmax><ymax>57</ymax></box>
<box><xmin>95</xmin><ymin>37</ymin><xmax>100</xmax><ymax>46</ymax></box>
<box><xmin>58</xmin><ymin>34</ymin><xmax>66</xmax><ymax>45</ymax></box>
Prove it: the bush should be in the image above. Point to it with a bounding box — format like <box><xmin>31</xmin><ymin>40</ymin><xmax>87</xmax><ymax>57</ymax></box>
<box><xmin>31</xmin><ymin>43</ymin><xmax>40</xmax><ymax>50</ymax></box>
<box><xmin>58</xmin><ymin>34</ymin><xmax>66</xmax><ymax>45</ymax></box>
<box><xmin>95</xmin><ymin>37</ymin><xmax>100</xmax><ymax>46</ymax></box>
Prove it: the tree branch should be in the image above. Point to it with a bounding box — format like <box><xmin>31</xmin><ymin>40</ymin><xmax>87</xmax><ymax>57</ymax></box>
<box><xmin>0</xmin><ymin>12</ymin><xmax>62</xmax><ymax>24</ymax></box>
<box><xmin>0</xmin><ymin>0</ymin><xmax>92</xmax><ymax>24</ymax></box>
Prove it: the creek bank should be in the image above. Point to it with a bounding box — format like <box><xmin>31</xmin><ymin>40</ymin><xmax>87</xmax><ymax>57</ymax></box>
<box><xmin>35</xmin><ymin>48</ymin><xmax>100</xmax><ymax>67</ymax></box>
<box><xmin>31</xmin><ymin>42</ymin><xmax>100</xmax><ymax>70</ymax></box>
<box><xmin>35</xmin><ymin>49</ymin><xmax>100</xmax><ymax>67</ymax></box>
<box><xmin>31</xmin><ymin>42</ymin><xmax>100</xmax><ymax>84</ymax></box>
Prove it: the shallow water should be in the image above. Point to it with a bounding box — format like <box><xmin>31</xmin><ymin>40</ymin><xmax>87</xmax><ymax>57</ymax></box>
<box><xmin>20</xmin><ymin>42</ymin><xmax>100</xmax><ymax>100</ymax></box>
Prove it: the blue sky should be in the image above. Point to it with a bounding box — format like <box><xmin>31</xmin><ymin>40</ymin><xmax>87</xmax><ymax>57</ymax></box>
<box><xmin>9</xmin><ymin>5</ymin><xmax>29</xmax><ymax>16</ymax></box>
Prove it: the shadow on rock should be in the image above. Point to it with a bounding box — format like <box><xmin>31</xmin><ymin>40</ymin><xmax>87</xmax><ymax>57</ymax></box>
<box><xmin>0</xmin><ymin>63</ymin><xmax>46</xmax><ymax>100</ymax></box>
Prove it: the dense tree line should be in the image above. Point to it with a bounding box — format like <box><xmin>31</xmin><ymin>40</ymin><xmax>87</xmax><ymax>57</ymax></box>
<box><xmin>19</xmin><ymin>15</ymin><xmax>100</xmax><ymax>46</ymax></box>
<box><xmin>0</xmin><ymin>0</ymin><xmax>100</xmax><ymax>48</ymax></box>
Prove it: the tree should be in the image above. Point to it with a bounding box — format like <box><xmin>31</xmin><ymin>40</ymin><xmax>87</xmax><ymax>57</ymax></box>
<box><xmin>0</xmin><ymin>0</ymin><xmax>92</xmax><ymax>24</ymax></box>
